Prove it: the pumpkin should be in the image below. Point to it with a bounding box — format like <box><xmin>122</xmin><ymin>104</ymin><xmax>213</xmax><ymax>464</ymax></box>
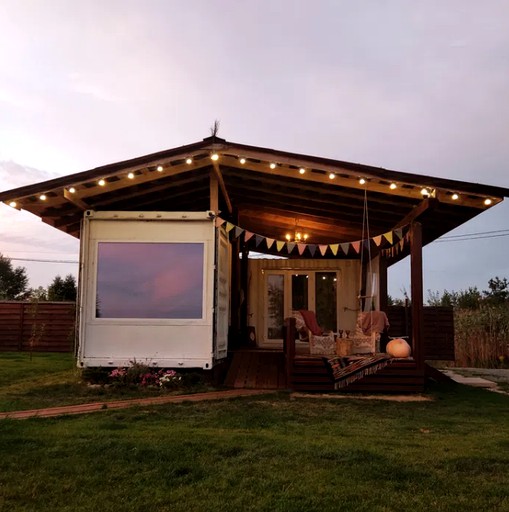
<box><xmin>386</xmin><ymin>338</ymin><xmax>412</xmax><ymax>358</ymax></box>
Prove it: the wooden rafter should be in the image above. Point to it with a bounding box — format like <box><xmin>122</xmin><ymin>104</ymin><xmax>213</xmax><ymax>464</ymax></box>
<box><xmin>211</xmin><ymin>161</ymin><xmax>232</xmax><ymax>214</ymax></box>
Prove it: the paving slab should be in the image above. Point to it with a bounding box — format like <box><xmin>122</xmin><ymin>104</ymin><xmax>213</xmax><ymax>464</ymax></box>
<box><xmin>442</xmin><ymin>370</ymin><xmax>499</xmax><ymax>388</ymax></box>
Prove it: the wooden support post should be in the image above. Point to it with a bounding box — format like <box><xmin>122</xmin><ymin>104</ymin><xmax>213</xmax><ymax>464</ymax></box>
<box><xmin>284</xmin><ymin>317</ymin><xmax>296</xmax><ymax>389</ymax></box>
<box><xmin>209</xmin><ymin>172</ymin><xmax>219</xmax><ymax>214</ymax></box>
<box><xmin>410</xmin><ymin>222</ymin><xmax>424</xmax><ymax>371</ymax></box>
<box><xmin>379</xmin><ymin>255</ymin><xmax>388</xmax><ymax>312</ymax></box>
<box><xmin>229</xmin><ymin>212</ymin><xmax>241</xmax><ymax>346</ymax></box>
<box><xmin>240</xmin><ymin>244</ymin><xmax>249</xmax><ymax>344</ymax></box>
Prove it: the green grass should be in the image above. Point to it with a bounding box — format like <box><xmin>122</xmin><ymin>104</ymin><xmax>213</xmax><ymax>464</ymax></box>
<box><xmin>1</xmin><ymin>384</ymin><xmax>509</xmax><ymax>511</ymax></box>
<box><xmin>0</xmin><ymin>352</ymin><xmax>210</xmax><ymax>412</ymax></box>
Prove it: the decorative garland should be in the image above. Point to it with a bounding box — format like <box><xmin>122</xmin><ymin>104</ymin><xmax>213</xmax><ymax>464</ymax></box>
<box><xmin>215</xmin><ymin>217</ymin><xmax>410</xmax><ymax>258</ymax></box>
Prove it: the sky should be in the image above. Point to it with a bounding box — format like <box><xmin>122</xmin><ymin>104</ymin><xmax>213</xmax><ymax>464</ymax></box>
<box><xmin>0</xmin><ymin>0</ymin><xmax>508</xmax><ymax>299</ymax></box>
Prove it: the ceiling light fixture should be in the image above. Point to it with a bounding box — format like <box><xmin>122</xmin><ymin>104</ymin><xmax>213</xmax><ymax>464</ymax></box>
<box><xmin>127</xmin><ymin>172</ymin><xmax>135</xmax><ymax>179</ymax></box>
<box><xmin>270</xmin><ymin>162</ymin><xmax>276</xmax><ymax>169</ymax></box>
<box><xmin>39</xmin><ymin>194</ymin><xmax>47</xmax><ymax>200</ymax></box>
<box><xmin>68</xmin><ymin>187</ymin><xmax>76</xmax><ymax>194</ymax></box>
<box><xmin>9</xmin><ymin>201</ymin><xmax>17</xmax><ymax>208</ymax></box>
<box><xmin>451</xmin><ymin>193</ymin><xmax>459</xmax><ymax>200</ymax></box>
<box><xmin>420</xmin><ymin>188</ymin><xmax>430</xmax><ymax>196</ymax></box>
<box><xmin>484</xmin><ymin>198</ymin><xmax>492</xmax><ymax>206</ymax></box>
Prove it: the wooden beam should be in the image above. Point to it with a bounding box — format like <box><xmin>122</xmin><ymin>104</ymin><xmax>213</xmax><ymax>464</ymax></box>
<box><xmin>410</xmin><ymin>222</ymin><xmax>424</xmax><ymax>371</ymax></box>
<box><xmin>209</xmin><ymin>172</ymin><xmax>219</xmax><ymax>214</ymax></box>
<box><xmin>63</xmin><ymin>189</ymin><xmax>90</xmax><ymax>210</ymax></box>
<box><xmin>393</xmin><ymin>198</ymin><xmax>437</xmax><ymax>229</ymax></box>
<box><xmin>379</xmin><ymin>255</ymin><xmax>388</xmax><ymax>312</ymax></box>
<box><xmin>212</xmin><ymin>161</ymin><xmax>233</xmax><ymax>214</ymax></box>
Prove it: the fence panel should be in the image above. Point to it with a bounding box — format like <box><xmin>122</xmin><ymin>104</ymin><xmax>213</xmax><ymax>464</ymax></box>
<box><xmin>0</xmin><ymin>301</ymin><xmax>76</xmax><ymax>352</ymax></box>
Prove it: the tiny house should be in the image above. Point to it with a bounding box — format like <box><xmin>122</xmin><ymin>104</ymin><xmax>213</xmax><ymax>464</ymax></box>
<box><xmin>1</xmin><ymin>134</ymin><xmax>508</xmax><ymax>391</ymax></box>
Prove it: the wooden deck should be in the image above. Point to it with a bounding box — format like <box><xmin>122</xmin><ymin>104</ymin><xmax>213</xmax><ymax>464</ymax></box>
<box><xmin>225</xmin><ymin>349</ymin><xmax>426</xmax><ymax>393</ymax></box>
<box><xmin>224</xmin><ymin>350</ymin><xmax>287</xmax><ymax>389</ymax></box>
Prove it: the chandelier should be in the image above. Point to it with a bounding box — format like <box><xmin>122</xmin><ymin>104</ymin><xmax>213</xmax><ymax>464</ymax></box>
<box><xmin>285</xmin><ymin>220</ymin><xmax>309</xmax><ymax>242</ymax></box>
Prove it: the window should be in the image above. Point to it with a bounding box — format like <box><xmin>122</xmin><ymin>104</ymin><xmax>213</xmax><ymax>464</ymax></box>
<box><xmin>96</xmin><ymin>242</ymin><xmax>204</xmax><ymax>319</ymax></box>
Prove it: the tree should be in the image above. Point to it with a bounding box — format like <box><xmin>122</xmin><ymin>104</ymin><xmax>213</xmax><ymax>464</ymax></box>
<box><xmin>47</xmin><ymin>274</ymin><xmax>77</xmax><ymax>301</ymax></box>
<box><xmin>0</xmin><ymin>253</ymin><xmax>29</xmax><ymax>300</ymax></box>
<box><xmin>483</xmin><ymin>277</ymin><xmax>509</xmax><ymax>305</ymax></box>
<box><xmin>28</xmin><ymin>286</ymin><xmax>48</xmax><ymax>301</ymax></box>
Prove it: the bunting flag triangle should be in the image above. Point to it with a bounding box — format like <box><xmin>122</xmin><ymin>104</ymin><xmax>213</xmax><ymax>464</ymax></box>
<box><xmin>244</xmin><ymin>231</ymin><xmax>254</xmax><ymax>242</ymax></box>
<box><xmin>234</xmin><ymin>226</ymin><xmax>244</xmax><ymax>239</ymax></box>
<box><xmin>215</xmin><ymin>217</ymin><xmax>226</xmax><ymax>228</ymax></box>
<box><xmin>226</xmin><ymin>222</ymin><xmax>235</xmax><ymax>233</ymax></box>
<box><xmin>308</xmin><ymin>244</ymin><xmax>317</xmax><ymax>257</ymax></box>
<box><xmin>255</xmin><ymin>235</ymin><xmax>264</xmax><ymax>247</ymax></box>
<box><xmin>297</xmin><ymin>243</ymin><xmax>306</xmax><ymax>256</ymax></box>
<box><xmin>394</xmin><ymin>228</ymin><xmax>403</xmax><ymax>240</ymax></box>
<box><xmin>340</xmin><ymin>243</ymin><xmax>350</xmax><ymax>255</ymax></box>
<box><xmin>373</xmin><ymin>235</ymin><xmax>382</xmax><ymax>247</ymax></box>
<box><xmin>330</xmin><ymin>244</ymin><xmax>339</xmax><ymax>256</ymax></box>
<box><xmin>319</xmin><ymin>245</ymin><xmax>328</xmax><ymax>256</ymax></box>
<box><xmin>266</xmin><ymin>238</ymin><xmax>275</xmax><ymax>249</ymax></box>
<box><xmin>287</xmin><ymin>242</ymin><xmax>296</xmax><ymax>254</ymax></box>
<box><xmin>276</xmin><ymin>240</ymin><xmax>285</xmax><ymax>252</ymax></box>
<box><xmin>352</xmin><ymin>241</ymin><xmax>361</xmax><ymax>254</ymax></box>
<box><xmin>383</xmin><ymin>231</ymin><xmax>393</xmax><ymax>244</ymax></box>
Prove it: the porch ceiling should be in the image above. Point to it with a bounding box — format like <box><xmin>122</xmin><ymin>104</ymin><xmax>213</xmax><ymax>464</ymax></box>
<box><xmin>1</xmin><ymin>135</ymin><xmax>508</xmax><ymax>261</ymax></box>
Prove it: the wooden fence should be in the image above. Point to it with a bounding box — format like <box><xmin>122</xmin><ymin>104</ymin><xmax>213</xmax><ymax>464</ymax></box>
<box><xmin>387</xmin><ymin>305</ymin><xmax>455</xmax><ymax>361</ymax></box>
<box><xmin>0</xmin><ymin>301</ymin><xmax>76</xmax><ymax>352</ymax></box>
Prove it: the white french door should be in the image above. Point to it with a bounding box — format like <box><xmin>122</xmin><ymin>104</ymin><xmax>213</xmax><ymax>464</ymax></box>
<box><xmin>263</xmin><ymin>270</ymin><xmax>338</xmax><ymax>345</ymax></box>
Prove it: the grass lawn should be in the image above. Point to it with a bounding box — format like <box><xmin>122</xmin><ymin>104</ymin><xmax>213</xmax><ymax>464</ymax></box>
<box><xmin>1</xmin><ymin>356</ymin><xmax>509</xmax><ymax>511</ymax></box>
<box><xmin>0</xmin><ymin>352</ymin><xmax>210</xmax><ymax>412</ymax></box>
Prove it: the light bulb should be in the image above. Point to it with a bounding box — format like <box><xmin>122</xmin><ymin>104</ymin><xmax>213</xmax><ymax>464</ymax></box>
<box><xmin>186</xmin><ymin>158</ymin><xmax>193</xmax><ymax>165</ymax></box>
<box><xmin>270</xmin><ymin>163</ymin><xmax>276</xmax><ymax>169</ymax></box>
<box><xmin>452</xmin><ymin>193</ymin><xmax>459</xmax><ymax>200</ymax></box>
<box><xmin>239</xmin><ymin>158</ymin><xmax>246</xmax><ymax>164</ymax></box>
<box><xmin>299</xmin><ymin>168</ymin><xmax>306</xmax><ymax>175</ymax></box>
<box><xmin>329</xmin><ymin>172</ymin><xmax>335</xmax><ymax>180</ymax></box>
<box><xmin>39</xmin><ymin>194</ymin><xmax>47</xmax><ymax>200</ymax></box>
<box><xmin>303</xmin><ymin>234</ymin><xmax>309</xmax><ymax>240</ymax></box>
<box><xmin>98</xmin><ymin>179</ymin><xmax>106</xmax><ymax>186</ymax></box>
<box><xmin>127</xmin><ymin>172</ymin><xmax>135</xmax><ymax>179</ymax></box>
<box><xmin>9</xmin><ymin>201</ymin><xmax>17</xmax><ymax>208</ymax></box>
<box><xmin>285</xmin><ymin>234</ymin><xmax>291</xmax><ymax>241</ymax></box>
<box><xmin>390</xmin><ymin>183</ymin><xmax>397</xmax><ymax>190</ymax></box>
<box><xmin>484</xmin><ymin>198</ymin><xmax>492</xmax><ymax>206</ymax></box>
<box><xmin>359</xmin><ymin>178</ymin><xmax>366</xmax><ymax>185</ymax></box>
<box><xmin>420</xmin><ymin>188</ymin><xmax>429</xmax><ymax>196</ymax></box>
<box><xmin>68</xmin><ymin>187</ymin><xmax>76</xmax><ymax>194</ymax></box>
<box><xmin>156</xmin><ymin>165</ymin><xmax>164</xmax><ymax>172</ymax></box>
<box><xmin>211</xmin><ymin>153</ymin><xmax>219</xmax><ymax>161</ymax></box>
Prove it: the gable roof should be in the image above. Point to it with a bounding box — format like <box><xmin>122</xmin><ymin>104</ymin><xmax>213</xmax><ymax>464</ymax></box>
<box><xmin>1</xmin><ymin>135</ymin><xmax>508</xmax><ymax>261</ymax></box>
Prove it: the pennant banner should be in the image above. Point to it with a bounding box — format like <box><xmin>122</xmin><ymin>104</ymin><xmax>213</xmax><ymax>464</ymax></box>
<box><xmin>215</xmin><ymin>218</ymin><xmax>410</xmax><ymax>258</ymax></box>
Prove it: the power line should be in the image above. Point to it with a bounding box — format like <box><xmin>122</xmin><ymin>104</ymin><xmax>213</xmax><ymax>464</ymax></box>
<box><xmin>439</xmin><ymin>228</ymin><xmax>509</xmax><ymax>240</ymax></box>
<box><xmin>9</xmin><ymin>257</ymin><xmax>78</xmax><ymax>264</ymax></box>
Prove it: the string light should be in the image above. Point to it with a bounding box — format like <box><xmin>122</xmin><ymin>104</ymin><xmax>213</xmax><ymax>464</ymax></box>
<box><xmin>359</xmin><ymin>178</ymin><xmax>366</xmax><ymax>185</ymax></box>
<box><xmin>98</xmin><ymin>179</ymin><xmax>106</xmax><ymax>186</ymax></box>
<box><xmin>270</xmin><ymin>163</ymin><xmax>276</xmax><ymax>169</ymax></box>
<box><xmin>452</xmin><ymin>193</ymin><xmax>459</xmax><ymax>200</ymax></box>
<box><xmin>68</xmin><ymin>187</ymin><xmax>76</xmax><ymax>194</ymax></box>
<box><xmin>127</xmin><ymin>172</ymin><xmax>135</xmax><ymax>179</ymax></box>
<box><xmin>211</xmin><ymin>153</ymin><xmax>219</xmax><ymax>161</ymax></box>
<box><xmin>156</xmin><ymin>165</ymin><xmax>164</xmax><ymax>172</ymax></box>
<box><xmin>484</xmin><ymin>198</ymin><xmax>493</xmax><ymax>206</ymax></box>
<box><xmin>239</xmin><ymin>158</ymin><xmax>246</xmax><ymax>164</ymax></box>
<box><xmin>329</xmin><ymin>172</ymin><xmax>336</xmax><ymax>180</ymax></box>
<box><xmin>420</xmin><ymin>188</ymin><xmax>430</xmax><ymax>196</ymax></box>
<box><xmin>390</xmin><ymin>183</ymin><xmax>397</xmax><ymax>190</ymax></box>
<box><xmin>186</xmin><ymin>158</ymin><xmax>193</xmax><ymax>165</ymax></box>
<box><xmin>9</xmin><ymin>201</ymin><xmax>17</xmax><ymax>208</ymax></box>
<box><xmin>39</xmin><ymin>194</ymin><xmax>47</xmax><ymax>201</ymax></box>
<box><xmin>299</xmin><ymin>168</ymin><xmax>306</xmax><ymax>175</ymax></box>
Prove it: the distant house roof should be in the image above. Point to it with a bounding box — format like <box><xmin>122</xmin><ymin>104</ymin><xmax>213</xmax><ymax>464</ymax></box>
<box><xmin>1</xmin><ymin>135</ymin><xmax>508</xmax><ymax>261</ymax></box>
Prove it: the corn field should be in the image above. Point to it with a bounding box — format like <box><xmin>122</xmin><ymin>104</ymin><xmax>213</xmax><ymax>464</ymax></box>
<box><xmin>454</xmin><ymin>305</ymin><xmax>509</xmax><ymax>367</ymax></box>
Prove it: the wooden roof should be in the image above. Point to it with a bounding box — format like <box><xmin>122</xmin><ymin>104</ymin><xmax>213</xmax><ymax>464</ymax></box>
<box><xmin>1</xmin><ymin>135</ymin><xmax>508</xmax><ymax>263</ymax></box>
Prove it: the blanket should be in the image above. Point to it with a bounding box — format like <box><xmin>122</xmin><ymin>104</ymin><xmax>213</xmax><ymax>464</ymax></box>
<box><xmin>324</xmin><ymin>355</ymin><xmax>392</xmax><ymax>390</ymax></box>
